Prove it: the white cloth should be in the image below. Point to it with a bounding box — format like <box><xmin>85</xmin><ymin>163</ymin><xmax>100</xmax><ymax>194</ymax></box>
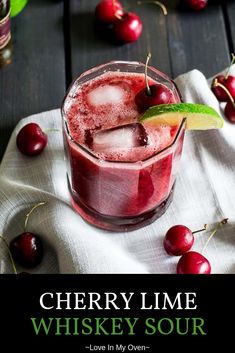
<box><xmin>1</xmin><ymin>66</ymin><xmax>235</xmax><ymax>274</ymax></box>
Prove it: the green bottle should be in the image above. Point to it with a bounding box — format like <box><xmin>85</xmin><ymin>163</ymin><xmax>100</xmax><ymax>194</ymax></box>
<box><xmin>10</xmin><ymin>0</ymin><xmax>28</xmax><ymax>17</ymax></box>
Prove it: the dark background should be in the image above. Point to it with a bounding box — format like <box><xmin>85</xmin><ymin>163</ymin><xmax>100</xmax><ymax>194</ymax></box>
<box><xmin>0</xmin><ymin>274</ymin><xmax>234</xmax><ymax>350</ymax></box>
<box><xmin>0</xmin><ymin>0</ymin><xmax>234</xmax><ymax>159</ymax></box>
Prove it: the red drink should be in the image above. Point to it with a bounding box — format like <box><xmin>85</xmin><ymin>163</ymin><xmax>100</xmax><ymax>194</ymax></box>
<box><xmin>62</xmin><ymin>61</ymin><xmax>185</xmax><ymax>231</ymax></box>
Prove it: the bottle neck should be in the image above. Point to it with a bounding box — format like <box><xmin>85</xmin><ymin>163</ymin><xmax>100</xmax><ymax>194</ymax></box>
<box><xmin>0</xmin><ymin>1</ymin><xmax>10</xmax><ymax>20</ymax></box>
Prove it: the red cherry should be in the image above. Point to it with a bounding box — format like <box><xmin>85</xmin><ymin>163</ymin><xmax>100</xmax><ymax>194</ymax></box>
<box><xmin>212</xmin><ymin>75</ymin><xmax>235</xmax><ymax>102</ymax></box>
<box><xmin>224</xmin><ymin>101</ymin><xmax>235</xmax><ymax>123</ymax></box>
<box><xmin>211</xmin><ymin>75</ymin><xmax>229</xmax><ymax>102</ymax></box>
<box><xmin>177</xmin><ymin>251</ymin><xmax>211</xmax><ymax>274</ymax></box>
<box><xmin>163</xmin><ymin>225</ymin><xmax>194</xmax><ymax>256</ymax></box>
<box><xmin>10</xmin><ymin>232</ymin><xmax>44</xmax><ymax>268</ymax></box>
<box><xmin>224</xmin><ymin>76</ymin><xmax>235</xmax><ymax>100</ymax></box>
<box><xmin>16</xmin><ymin>123</ymin><xmax>48</xmax><ymax>156</ymax></box>
<box><xmin>95</xmin><ymin>0</ymin><xmax>123</xmax><ymax>23</ymax></box>
<box><xmin>185</xmin><ymin>0</ymin><xmax>208</xmax><ymax>11</ymax></box>
<box><xmin>113</xmin><ymin>12</ymin><xmax>143</xmax><ymax>43</ymax></box>
<box><xmin>135</xmin><ymin>84</ymin><xmax>174</xmax><ymax>111</ymax></box>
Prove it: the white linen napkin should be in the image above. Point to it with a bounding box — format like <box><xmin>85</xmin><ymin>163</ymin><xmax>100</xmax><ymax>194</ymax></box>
<box><xmin>1</xmin><ymin>65</ymin><xmax>235</xmax><ymax>274</ymax></box>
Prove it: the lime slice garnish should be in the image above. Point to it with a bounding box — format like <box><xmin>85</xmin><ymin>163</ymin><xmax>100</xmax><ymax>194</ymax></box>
<box><xmin>139</xmin><ymin>103</ymin><xmax>224</xmax><ymax>130</ymax></box>
<box><xmin>10</xmin><ymin>0</ymin><xmax>28</xmax><ymax>17</ymax></box>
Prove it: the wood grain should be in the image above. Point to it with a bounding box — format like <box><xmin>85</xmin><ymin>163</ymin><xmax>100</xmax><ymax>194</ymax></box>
<box><xmin>167</xmin><ymin>1</ymin><xmax>230</xmax><ymax>78</ymax></box>
<box><xmin>69</xmin><ymin>0</ymin><xmax>172</xmax><ymax>80</ymax></box>
<box><xmin>69</xmin><ymin>1</ymin><xmax>231</xmax><ymax>82</ymax></box>
<box><xmin>0</xmin><ymin>0</ymin><xmax>66</xmax><ymax>159</ymax></box>
<box><xmin>0</xmin><ymin>0</ymin><xmax>234</xmax><ymax>160</ymax></box>
<box><xmin>225</xmin><ymin>0</ymin><xmax>235</xmax><ymax>52</ymax></box>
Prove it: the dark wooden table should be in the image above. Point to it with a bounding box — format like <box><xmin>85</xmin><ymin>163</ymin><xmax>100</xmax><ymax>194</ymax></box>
<box><xmin>0</xmin><ymin>0</ymin><xmax>234</xmax><ymax>160</ymax></box>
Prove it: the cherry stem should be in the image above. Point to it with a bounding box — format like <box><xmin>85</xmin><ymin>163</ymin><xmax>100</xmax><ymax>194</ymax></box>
<box><xmin>192</xmin><ymin>224</ymin><xmax>208</xmax><ymax>235</ymax></box>
<box><xmin>115</xmin><ymin>13</ymin><xmax>123</xmax><ymax>20</ymax></box>
<box><xmin>112</xmin><ymin>0</ymin><xmax>123</xmax><ymax>20</ymax></box>
<box><xmin>213</xmin><ymin>79</ymin><xmax>235</xmax><ymax>106</ymax></box>
<box><xmin>24</xmin><ymin>202</ymin><xmax>46</xmax><ymax>232</ymax></box>
<box><xmin>225</xmin><ymin>53</ymin><xmax>235</xmax><ymax>79</ymax></box>
<box><xmin>0</xmin><ymin>236</ymin><xmax>17</xmax><ymax>274</ymax></box>
<box><xmin>145</xmin><ymin>52</ymin><xmax>152</xmax><ymax>96</ymax></box>
<box><xmin>201</xmin><ymin>218</ymin><xmax>228</xmax><ymax>254</ymax></box>
<box><xmin>137</xmin><ymin>1</ymin><xmax>168</xmax><ymax>15</ymax></box>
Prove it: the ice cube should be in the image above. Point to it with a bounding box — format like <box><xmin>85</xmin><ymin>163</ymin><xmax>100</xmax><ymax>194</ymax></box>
<box><xmin>87</xmin><ymin>123</ymin><xmax>149</xmax><ymax>153</ymax></box>
<box><xmin>88</xmin><ymin>85</ymin><xmax>124</xmax><ymax>106</ymax></box>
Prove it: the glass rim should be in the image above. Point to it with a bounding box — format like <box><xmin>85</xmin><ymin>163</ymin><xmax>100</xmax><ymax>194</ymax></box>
<box><xmin>61</xmin><ymin>60</ymin><xmax>185</xmax><ymax>165</ymax></box>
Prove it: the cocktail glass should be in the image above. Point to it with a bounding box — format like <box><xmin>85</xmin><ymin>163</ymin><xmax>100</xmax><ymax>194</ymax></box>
<box><xmin>62</xmin><ymin>61</ymin><xmax>185</xmax><ymax>231</ymax></box>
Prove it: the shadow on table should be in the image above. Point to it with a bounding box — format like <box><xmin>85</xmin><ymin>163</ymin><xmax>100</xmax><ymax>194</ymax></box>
<box><xmin>0</xmin><ymin>127</ymin><xmax>13</xmax><ymax>162</ymax></box>
<box><xmin>70</xmin><ymin>11</ymin><xmax>133</xmax><ymax>50</ymax></box>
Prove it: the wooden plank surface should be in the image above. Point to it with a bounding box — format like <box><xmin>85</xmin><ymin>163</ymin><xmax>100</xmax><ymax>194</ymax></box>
<box><xmin>69</xmin><ymin>0</ymin><xmax>230</xmax><ymax>83</ymax></box>
<box><xmin>225</xmin><ymin>0</ymin><xmax>235</xmax><ymax>52</ymax></box>
<box><xmin>167</xmin><ymin>1</ymin><xmax>230</xmax><ymax>78</ymax></box>
<box><xmin>0</xmin><ymin>0</ymin><xmax>234</xmax><ymax>161</ymax></box>
<box><xmin>0</xmin><ymin>0</ymin><xmax>66</xmax><ymax>159</ymax></box>
<box><xmin>69</xmin><ymin>0</ymin><xmax>172</xmax><ymax>80</ymax></box>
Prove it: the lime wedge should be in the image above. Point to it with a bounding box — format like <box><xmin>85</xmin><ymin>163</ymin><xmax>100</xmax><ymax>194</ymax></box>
<box><xmin>10</xmin><ymin>0</ymin><xmax>28</xmax><ymax>17</ymax></box>
<box><xmin>139</xmin><ymin>103</ymin><xmax>224</xmax><ymax>130</ymax></box>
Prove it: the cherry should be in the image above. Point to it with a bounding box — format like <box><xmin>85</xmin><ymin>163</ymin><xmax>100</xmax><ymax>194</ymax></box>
<box><xmin>177</xmin><ymin>251</ymin><xmax>211</xmax><ymax>274</ymax></box>
<box><xmin>211</xmin><ymin>75</ymin><xmax>230</xmax><ymax>102</ymax></box>
<box><xmin>135</xmin><ymin>84</ymin><xmax>175</xmax><ymax>111</ymax></box>
<box><xmin>164</xmin><ymin>225</ymin><xmax>194</xmax><ymax>256</ymax></box>
<box><xmin>135</xmin><ymin>53</ymin><xmax>174</xmax><ymax>111</ymax></box>
<box><xmin>212</xmin><ymin>75</ymin><xmax>235</xmax><ymax>102</ymax></box>
<box><xmin>185</xmin><ymin>0</ymin><xmax>208</xmax><ymax>11</ymax></box>
<box><xmin>224</xmin><ymin>76</ymin><xmax>235</xmax><ymax>100</ymax></box>
<box><xmin>212</xmin><ymin>54</ymin><xmax>235</xmax><ymax>102</ymax></box>
<box><xmin>224</xmin><ymin>101</ymin><xmax>235</xmax><ymax>124</ymax></box>
<box><xmin>113</xmin><ymin>12</ymin><xmax>143</xmax><ymax>43</ymax></box>
<box><xmin>95</xmin><ymin>0</ymin><xmax>123</xmax><ymax>23</ymax></box>
<box><xmin>163</xmin><ymin>224</ymin><xmax>207</xmax><ymax>256</ymax></box>
<box><xmin>10</xmin><ymin>232</ymin><xmax>43</xmax><ymax>268</ymax></box>
<box><xmin>213</xmin><ymin>77</ymin><xmax>235</xmax><ymax>124</ymax></box>
<box><xmin>9</xmin><ymin>202</ymin><xmax>45</xmax><ymax>269</ymax></box>
<box><xmin>176</xmin><ymin>218</ymin><xmax>228</xmax><ymax>274</ymax></box>
<box><xmin>0</xmin><ymin>203</ymin><xmax>45</xmax><ymax>272</ymax></box>
<box><xmin>16</xmin><ymin>123</ymin><xmax>48</xmax><ymax>156</ymax></box>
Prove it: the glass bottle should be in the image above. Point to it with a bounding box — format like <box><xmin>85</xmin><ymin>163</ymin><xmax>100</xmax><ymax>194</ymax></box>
<box><xmin>0</xmin><ymin>0</ymin><xmax>12</xmax><ymax>68</ymax></box>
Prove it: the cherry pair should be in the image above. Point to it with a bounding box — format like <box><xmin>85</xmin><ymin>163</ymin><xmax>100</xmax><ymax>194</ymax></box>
<box><xmin>95</xmin><ymin>0</ymin><xmax>208</xmax><ymax>45</ymax></box>
<box><xmin>95</xmin><ymin>0</ymin><xmax>167</xmax><ymax>44</ymax></box>
<box><xmin>163</xmin><ymin>219</ymin><xmax>228</xmax><ymax>274</ymax></box>
<box><xmin>95</xmin><ymin>0</ymin><xmax>142</xmax><ymax>43</ymax></box>
<box><xmin>211</xmin><ymin>54</ymin><xmax>235</xmax><ymax>123</ymax></box>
